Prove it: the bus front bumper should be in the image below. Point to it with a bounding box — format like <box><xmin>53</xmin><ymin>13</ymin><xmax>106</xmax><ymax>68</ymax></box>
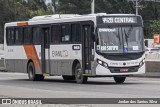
<box><xmin>95</xmin><ymin>63</ymin><xmax>145</xmax><ymax>76</ymax></box>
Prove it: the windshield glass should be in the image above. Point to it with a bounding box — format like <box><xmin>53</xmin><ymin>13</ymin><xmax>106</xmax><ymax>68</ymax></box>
<box><xmin>97</xmin><ymin>26</ymin><xmax>144</xmax><ymax>53</ymax></box>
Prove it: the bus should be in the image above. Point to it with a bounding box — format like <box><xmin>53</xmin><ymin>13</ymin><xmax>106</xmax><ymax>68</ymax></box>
<box><xmin>4</xmin><ymin>13</ymin><xmax>145</xmax><ymax>84</ymax></box>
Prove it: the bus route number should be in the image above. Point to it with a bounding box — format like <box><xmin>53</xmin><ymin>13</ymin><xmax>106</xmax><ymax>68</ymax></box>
<box><xmin>72</xmin><ymin>45</ymin><xmax>80</xmax><ymax>50</ymax></box>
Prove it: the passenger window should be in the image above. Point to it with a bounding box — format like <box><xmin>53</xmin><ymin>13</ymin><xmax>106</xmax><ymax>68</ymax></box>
<box><xmin>24</xmin><ymin>27</ymin><xmax>32</xmax><ymax>44</ymax></box>
<box><xmin>33</xmin><ymin>27</ymin><xmax>41</xmax><ymax>45</ymax></box>
<box><xmin>6</xmin><ymin>28</ymin><xmax>15</xmax><ymax>45</ymax></box>
<box><xmin>71</xmin><ymin>24</ymin><xmax>81</xmax><ymax>43</ymax></box>
<box><xmin>51</xmin><ymin>25</ymin><xmax>61</xmax><ymax>44</ymax></box>
<box><xmin>15</xmin><ymin>28</ymin><xmax>23</xmax><ymax>45</ymax></box>
<box><xmin>61</xmin><ymin>24</ymin><xmax>70</xmax><ymax>42</ymax></box>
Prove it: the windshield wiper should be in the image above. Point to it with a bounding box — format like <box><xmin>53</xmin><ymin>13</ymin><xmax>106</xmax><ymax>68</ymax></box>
<box><xmin>109</xmin><ymin>26</ymin><xmax>121</xmax><ymax>45</ymax></box>
<box><xmin>124</xmin><ymin>29</ymin><xmax>129</xmax><ymax>45</ymax></box>
<box><xmin>123</xmin><ymin>26</ymin><xmax>133</xmax><ymax>45</ymax></box>
<box><xmin>117</xmin><ymin>28</ymin><xmax>121</xmax><ymax>45</ymax></box>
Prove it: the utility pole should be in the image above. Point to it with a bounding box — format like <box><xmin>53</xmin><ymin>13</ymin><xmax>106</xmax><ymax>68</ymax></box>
<box><xmin>133</xmin><ymin>0</ymin><xmax>143</xmax><ymax>15</ymax></box>
<box><xmin>14</xmin><ymin>0</ymin><xmax>16</xmax><ymax>21</ymax></box>
<box><xmin>91</xmin><ymin>0</ymin><xmax>95</xmax><ymax>14</ymax></box>
<box><xmin>135</xmin><ymin>0</ymin><xmax>138</xmax><ymax>15</ymax></box>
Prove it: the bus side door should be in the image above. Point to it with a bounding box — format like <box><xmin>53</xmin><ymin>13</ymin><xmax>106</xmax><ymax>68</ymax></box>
<box><xmin>41</xmin><ymin>26</ymin><xmax>51</xmax><ymax>74</ymax></box>
<box><xmin>82</xmin><ymin>23</ymin><xmax>94</xmax><ymax>74</ymax></box>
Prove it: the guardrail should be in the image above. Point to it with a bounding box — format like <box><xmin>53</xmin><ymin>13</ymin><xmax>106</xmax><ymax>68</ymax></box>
<box><xmin>0</xmin><ymin>59</ymin><xmax>6</xmax><ymax>71</ymax></box>
<box><xmin>145</xmin><ymin>53</ymin><xmax>160</xmax><ymax>61</ymax></box>
<box><xmin>143</xmin><ymin>54</ymin><xmax>160</xmax><ymax>77</ymax></box>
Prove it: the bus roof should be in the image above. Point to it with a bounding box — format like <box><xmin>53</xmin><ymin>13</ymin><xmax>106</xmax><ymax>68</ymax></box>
<box><xmin>5</xmin><ymin>13</ymin><xmax>141</xmax><ymax>27</ymax></box>
<box><xmin>29</xmin><ymin>13</ymin><xmax>138</xmax><ymax>21</ymax></box>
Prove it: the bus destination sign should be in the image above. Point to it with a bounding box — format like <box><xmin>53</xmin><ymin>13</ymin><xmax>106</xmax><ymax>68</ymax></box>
<box><xmin>102</xmin><ymin>17</ymin><xmax>137</xmax><ymax>24</ymax></box>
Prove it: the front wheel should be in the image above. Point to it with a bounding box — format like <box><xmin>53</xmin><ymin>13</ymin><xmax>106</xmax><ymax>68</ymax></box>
<box><xmin>75</xmin><ymin>63</ymin><xmax>88</xmax><ymax>84</ymax></box>
<box><xmin>114</xmin><ymin>76</ymin><xmax>126</xmax><ymax>84</ymax></box>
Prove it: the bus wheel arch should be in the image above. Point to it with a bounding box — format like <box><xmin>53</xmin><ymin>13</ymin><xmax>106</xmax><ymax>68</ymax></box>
<box><xmin>27</xmin><ymin>59</ymin><xmax>33</xmax><ymax>73</ymax></box>
<box><xmin>27</xmin><ymin>60</ymin><xmax>44</xmax><ymax>81</ymax></box>
<box><xmin>27</xmin><ymin>61</ymin><xmax>36</xmax><ymax>81</ymax></box>
<box><xmin>72</xmin><ymin>60</ymin><xmax>88</xmax><ymax>84</ymax></box>
<box><xmin>72</xmin><ymin>59</ymin><xmax>80</xmax><ymax>75</ymax></box>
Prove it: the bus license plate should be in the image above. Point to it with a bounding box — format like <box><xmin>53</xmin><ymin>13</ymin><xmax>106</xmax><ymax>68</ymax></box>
<box><xmin>120</xmin><ymin>68</ymin><xmax>128</xmax><ymax>72</ymax></box>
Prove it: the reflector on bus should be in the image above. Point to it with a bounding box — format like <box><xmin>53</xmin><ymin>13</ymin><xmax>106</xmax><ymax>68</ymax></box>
<box><xmin>17</xmin><ymin>22</ymin><xmax>28</xmax><ymax>26</ymax></box>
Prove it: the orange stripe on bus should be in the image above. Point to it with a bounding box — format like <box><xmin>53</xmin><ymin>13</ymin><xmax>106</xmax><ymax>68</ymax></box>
<box><xmin>23</xmin><ymin>45</ymin><xmax>42</xmax><ymax>72</ymax></box>
<box><xmin>17</xmin><ymin>22</ymin><xmax>28</xmax><ymax>26</ymax></box>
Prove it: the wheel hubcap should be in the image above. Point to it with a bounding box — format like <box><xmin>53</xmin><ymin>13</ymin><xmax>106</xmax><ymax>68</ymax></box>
<box><xmin>29</xmin><ymin>67</ymin><xmax>33</xmax><ymax>78</ymax></box>
<box><xmin>77</xmin><ymin>68</ymin><xmax>82</xmax><ymax>79</ymax></box>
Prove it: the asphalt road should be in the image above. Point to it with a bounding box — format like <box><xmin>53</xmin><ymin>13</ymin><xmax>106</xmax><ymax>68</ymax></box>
<box><xmin>0</xmin><ymin>72</ymin><xmax>160</xmax><ymax>98</ymax></box>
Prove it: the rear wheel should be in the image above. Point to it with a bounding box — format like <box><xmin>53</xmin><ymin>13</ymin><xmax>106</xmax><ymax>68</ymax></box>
<box><xmin>28</xmin><ymin>62</ymin><xmax>44</xmax><ymax>81</ymax></box>
<box><xmin>75</xmin><ymin>63</ymin><xmax>88</xmax><ymax>84</ymax></box>
<box><xmin>62</xmin><ymin>75</ymin><xmax>75</xmax><ymax>80</ymax></box>
<box><xmin>114</xmin><ymin>76</ymin><xmax>126</xmax><ymax>84</ymax></box>
<box><xmin>38</xmin><ymin>74</ymin><xmax>44</xmax><ymax>81</ymax></box>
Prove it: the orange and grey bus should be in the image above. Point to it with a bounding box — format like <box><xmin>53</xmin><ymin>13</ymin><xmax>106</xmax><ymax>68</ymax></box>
<box><xmin>4</xmin><ymin>13</ymin><xmax>145</xmax><ymax>84</ymax></box>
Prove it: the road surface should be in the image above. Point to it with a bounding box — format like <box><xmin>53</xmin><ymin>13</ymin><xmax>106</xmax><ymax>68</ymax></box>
<box><xmin>0</xmin><ymin>72</ymin><xmax>160</xmax><ymax>98</ymax></box>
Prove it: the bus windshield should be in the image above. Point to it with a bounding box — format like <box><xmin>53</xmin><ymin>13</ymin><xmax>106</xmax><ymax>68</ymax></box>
<box><xmin>97</xmin><ymin>26</ymin><xmax>144</xmax><ymax>53</ymax></box>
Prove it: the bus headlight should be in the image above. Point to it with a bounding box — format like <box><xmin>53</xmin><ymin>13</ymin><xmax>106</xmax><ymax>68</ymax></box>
<box><xmin>97</xmin><ymin>59</ymin><xmax>108</xmax><ymax>68</ymax></box>
<box><xmin>97</xmin><ymin>59</ymin><xmax>103</xmax><ymax>65</ymax></box>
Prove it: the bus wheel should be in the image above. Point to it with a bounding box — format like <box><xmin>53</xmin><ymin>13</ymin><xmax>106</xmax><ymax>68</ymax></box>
<box><xmin>38</xmin><ymin>74</ymin><xmax>44</xmax><ymax>81</ymax></box>
<box><xmin>114</xmin><ymin>76</ymin><xmax>126</xmax><ymax>84</ymax></box>
<box><xmin>62</xmin><ymin>76</ymin><xmax>75</xmax><ymax>80</ymax></box>
<box><xmin>75</xmin><ymin>63</ymin><xmax>88</xmax><ymax>84</ymax></box>
<box><xmin>28</xmin><ymin>62</ymin><xmax>44</xmax><ymax>81</ymax></box>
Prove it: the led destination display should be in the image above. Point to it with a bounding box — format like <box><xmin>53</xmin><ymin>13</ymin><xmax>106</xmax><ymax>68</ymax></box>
<box><xmin>97</xmin><ymin>16</ymin><xmax>142</xmax><ymax>25</ymax></box>
<box><xmin>102</xmin><ymin>17</ymin><xmax>137</xmax><ymax>23</ymax></box>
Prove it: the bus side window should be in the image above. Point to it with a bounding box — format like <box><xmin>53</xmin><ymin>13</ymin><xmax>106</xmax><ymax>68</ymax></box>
<box><xmin>51</xmin><ymin>25</ymin><xmax>61</xmax><ymax>44</ymax></box>
<box><xmin>24</xmin><ymin>27</ymin><xmax>32</xmax><ymax>45</ymax></box>
<box><xmin>6</xmin><ymin>28</ymin><xmax>11</xmax><ymax>45</ymax></box>
<box><xmin>61</xmin><ymin>24</ymin><xmax>71</xmax><ymax>42</ymax></box>
<box><xmin>6</xmin><ymin>28</ymin><xmax>15</xmax><ymax>45</ymax></box>
<box><xmin>71</xmin><ymin>24</ymin><xmax>81</xmax><ymax>43</ymax></box>
<box><xmin>15</xmin><ymin>28</ymin><xmax>23</xmax><ymax>45</ymax></box>
<box><xmin>33</xmin><ymin>27</ymin><xmax>41</xmax><ymax>45</ymax></box>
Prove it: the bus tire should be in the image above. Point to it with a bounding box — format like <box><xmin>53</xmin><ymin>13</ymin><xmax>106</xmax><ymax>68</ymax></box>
<box><xmin>62</xmin><ymin>75</ymin><xmax>75</xmax><ymax>80</ymax></box>
<box><xmin>37</xmin><ymin>74</ymin><xmax>44</xmax><ymax>81</ymax></box>
<box><xmin>75</xmin><ymin>63</ymin><xmax>88</xmax><ymax>84</ymax></box>
<box><xmin>114</xmin><ymin>76</ymin><xmax>126</xmax><ymax>84</ymax></box>
<box><xmin>27</xmin><ymin>62</ymin><xmax>44</xmax><ymax>81</ymax></box>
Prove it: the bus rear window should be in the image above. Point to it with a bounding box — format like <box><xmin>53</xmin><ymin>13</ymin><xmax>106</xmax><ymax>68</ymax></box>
<box><xmin>6</xmin><ymin>28</ymin><xmax>15</xmax><ymax>45</ymax></box>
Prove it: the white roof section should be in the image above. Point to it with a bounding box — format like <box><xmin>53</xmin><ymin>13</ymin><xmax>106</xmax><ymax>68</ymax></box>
<box><xmin>5</xmin><ymin>13</ymin><xmax>140</xmax><ymax>27</ymax></box>
<box><xmin>29</xmin><ymin>13</ymin><xmax>138</xmax><ymax>21</ymax></box>
<box><xmin>29</xmin><ymin>14</ymin><xmax>82</xmax><ymax>21</ymax></box>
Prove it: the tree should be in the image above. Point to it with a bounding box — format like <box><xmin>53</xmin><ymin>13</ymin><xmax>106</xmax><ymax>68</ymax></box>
<box><xmin>1</xmin><ymin>0</ymin><xmax>160</xmax><ymax>42</ymax></box>
<box><xmin>149</xmin><ymin>20</ymin><xmax>160</xmax><ymax>38</ymax></box>
<box><xmin>56</xmin><ymin>0</ymin><xmax>91</xmax><ymax>14</ymax></box>
<box><xmin>56</xmin><ymin>0</ymin><xmax>134</xmax><ymax>14</ymax></box>
<box><xmin>0</xmin><ymin>0</ymin><xmax>53</xmax><ymax>43</ymax></box>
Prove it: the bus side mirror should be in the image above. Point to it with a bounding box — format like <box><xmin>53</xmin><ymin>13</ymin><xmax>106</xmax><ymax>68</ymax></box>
<box><xmin>144</xmin><ymin>40</ymin><xmax>148</xmax><ymax>47</ymax></box>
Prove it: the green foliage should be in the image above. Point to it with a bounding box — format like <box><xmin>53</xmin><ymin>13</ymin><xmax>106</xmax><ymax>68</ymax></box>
<box><xmin>56</xmin><ymin>0</ymin><xmax>133</xmax><ymax>14</ymax></box>
<box><xmin>1</xmin><ymin>0</ymin><xmax>160</xmax><ymax>42</ymax></box>
<box><xmin>0</xmin><ymin>0</ymin><xmax>53</xmax><ymax>43</ymax></box>
<box><xmin>149</xmin><ymin>20</ymin><xmax>160</xmax><ymax>37</ymax></box>
<box><xmin>56</xmin><ymin>0</ymin><xmax>91</xmax><ymax>14</ymax></box>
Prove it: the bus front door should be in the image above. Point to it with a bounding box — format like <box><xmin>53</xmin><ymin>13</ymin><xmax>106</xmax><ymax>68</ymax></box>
<box><xmin>82</xmin><ymin>24</ymin><xmax>93</xmax><ymax>74</ymax></box>
<box><xmin>41</xmin><ymin>27</ymin><xmax>50</xmax><ymax>75</ymax></box>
